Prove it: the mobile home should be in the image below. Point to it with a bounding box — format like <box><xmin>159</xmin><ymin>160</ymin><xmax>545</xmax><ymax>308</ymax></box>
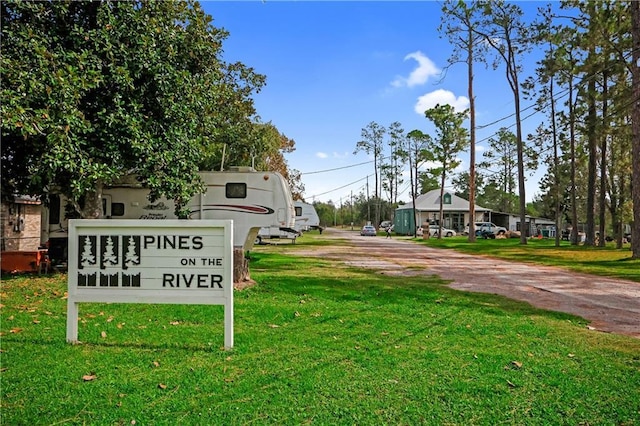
<box><xmin>41</xmin><ymin>167</ymin><xmax>295</xmax><ymax>265</ymax></box>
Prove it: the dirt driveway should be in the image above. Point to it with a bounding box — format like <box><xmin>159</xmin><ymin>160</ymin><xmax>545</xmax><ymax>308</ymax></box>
<box><xmin>286</xmin><ymin>228</ymin><xmax>640</xmax><ymax>339</ymax></box>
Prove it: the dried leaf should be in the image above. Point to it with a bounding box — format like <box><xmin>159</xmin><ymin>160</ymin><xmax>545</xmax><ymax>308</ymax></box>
<box><xmin>83</xmin><ymin>374</ymin><xmax>97</xmax><ymax>381</ymax></box>
<box><xmin>107</xmin><ymin>316</ymin><xmax>114</xmax><ymax>323</ymax></box>
<box><xmin>10</xmin><ymin>328</ymin><xmax>22</xmax><ymax>334</ymax></box>
<box><xmin>116</xmin><ymin>323</ymin><xmax>124</xmax><ymax>329</ymax></box>
<box><xmin>152</xmin><ymin>361</ymin><xmax>160</xmax><ymax>368</ymax></box>
<box><xmin>158</xmin><ymin>383</ymin><xmax>167</xmax><ymax>390</ymax></box>
<box><xmin>507</xmin><ymin>380</ymin><xmax>516</xmax><ymax>388</ymax></box>
<box><xmin>268</xmin><ymin>324</ymin><xmax>279</xmax><ymax>328</ymax></box>
<box><xmin>512</xmin><ymin>361</ymin><xmax>523</xmax><ymax>369</ymax></box>
<box><xmin>101</xmin><ymin>331</ymin><xmax>107</xmax><ymax>339</ymax></box>
<box><xmin>568</xmin><ymin>353</ymin><xmax>575</xmax><ymax>358</ymax></box>
<box><xmin>170</xmin><ymin>321</ymin><xmax>180</xmax><ymax>326</ymax></box>
<box><xmin>33</xmin><ymin>319</ymin><xmax>41</xmax><ymax>324</ymax></box>
<box><xmin>294</xmin><ymin>311</ymin><xmax>300</xmax><ymax>317</ymax></box>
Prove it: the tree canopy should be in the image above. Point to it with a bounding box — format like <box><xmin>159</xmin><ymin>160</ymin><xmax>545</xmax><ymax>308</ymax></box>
<box><xmin>1</xmin><ymin>0</ymin><xmax>266</xmax><ymax>217</ymax></box>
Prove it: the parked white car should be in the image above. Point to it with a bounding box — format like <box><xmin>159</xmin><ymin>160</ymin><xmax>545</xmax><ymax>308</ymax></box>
<box><xmin>428</xmin><ymin>224</ymin><xmax>456</xmax><ymax>237</ymax></box>
<box><xmin>464</xmin><ymin>222</ymin><xmax>506</xmax><ymax>236</ymax></box>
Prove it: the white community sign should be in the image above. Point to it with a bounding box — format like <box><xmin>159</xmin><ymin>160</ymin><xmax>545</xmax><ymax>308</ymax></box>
<box><xmin>67</xmin><ymin>219</ymin><xmax>234</xmax><ymax>348</ymax></box>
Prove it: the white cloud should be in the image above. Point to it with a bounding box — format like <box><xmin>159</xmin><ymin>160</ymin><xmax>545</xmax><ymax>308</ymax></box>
<box><xmin>391</xmin><ymin>51</ymin><xmax>440</xmax><ymax>88</ymax></box>
<box><xmin>414</xmin><ymin>89</ymin><xmax>470</xmax><ymax>115</ymax></box>
<box><xmin>316</xmin><ymin>152</ymin><xmax>328</xmax><ymax>159</ymax></box>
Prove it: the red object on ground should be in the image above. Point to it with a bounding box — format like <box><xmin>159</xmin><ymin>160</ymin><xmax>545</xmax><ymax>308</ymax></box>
<box><xmin>1</xmin><ymin>250</ymin><xmax>49</xmax><ymax>274</ymax></box>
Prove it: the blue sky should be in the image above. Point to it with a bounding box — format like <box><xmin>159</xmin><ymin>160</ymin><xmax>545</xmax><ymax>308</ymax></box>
<box><xmin>201</xmin><ymin>1</ymin><xmax>548</xmax><ymax>205</ymax></box>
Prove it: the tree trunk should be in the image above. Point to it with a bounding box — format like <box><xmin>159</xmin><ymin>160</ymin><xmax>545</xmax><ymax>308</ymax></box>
<box><xmin>81</xmin><ymin>181</ymin><xmax>104</xmax><ymax>219</ymax></box>
<box><xmin>467</xmin><ymin>25</ymin><xmax>477</xmax><ymax>243</ymax></box>
<box><xmin>598</xmin><ymin>68</ymin><xmax>608</xmax><ymax>248</ymax></box>
<box><xmin>585</xmin><ymin>75</ymin><xmax>597</xmax><ymax>247</ymax></box>
<box><xmin>569</xmin><ymin>77</ymin><xmax>579</xmax><ymax>245</ymax></box>
<box><xmin>233</xmin><ymin>248</ymin><xmax>250</xmax><ymax>283</ymax></box>
<box><xmin>632</xmin><ymin>0</ymin><xmax>640</xmax><ymax>258</ymax></box>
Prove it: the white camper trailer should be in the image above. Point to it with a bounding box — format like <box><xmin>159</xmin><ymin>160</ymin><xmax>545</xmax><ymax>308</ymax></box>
<box><xmin>293</xmin><ymin>201</ymin><xmax>321</xmax><ymax>233</ymax></box>
<box><xmin>41</xmin><ymin>167</ymin><xmax>295</xmax><ymax>265</ymax></box>
<box><xmin>254</xmin><ymin>201</ymin><xmax>322</xmax><ymax>245</ymax></box>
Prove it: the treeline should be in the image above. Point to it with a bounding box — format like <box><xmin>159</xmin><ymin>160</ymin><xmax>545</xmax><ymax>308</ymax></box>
<box><xmin>339</xmin><ymin>1</ymin><xmax>639</xmax><ymax>255</ymax></box>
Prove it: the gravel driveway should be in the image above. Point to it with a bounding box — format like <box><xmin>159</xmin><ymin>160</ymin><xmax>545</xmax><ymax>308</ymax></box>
<box><xmin>287</xmin><ymin>228</ymin><xmax>640</xmax><ymax>339</ymax></box>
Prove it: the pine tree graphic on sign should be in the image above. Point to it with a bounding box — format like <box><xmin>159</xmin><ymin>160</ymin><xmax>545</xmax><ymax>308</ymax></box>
<box><xmin>80</xmin><ymin>236</ymin><xmax>96</xmax><ymax>267</ymax></box>
<box><xmin>102</xmin><ymin>237</ymin><xmax>118</xmax><ymax>266</ymax></box>
<box><xmin>100</xmin><ymin>235</ymin><xmax>119</xmax><ymax>269</ymax></box>
<box><xmin>125</xmin><ymin>236</ymin><xmax>140</xmax><ymax>267</ymax></box>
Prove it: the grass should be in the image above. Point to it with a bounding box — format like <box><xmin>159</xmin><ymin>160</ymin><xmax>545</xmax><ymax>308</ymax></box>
<box><xmin>413</xmin><ymin>234</ymin><xmax>640</xmax><ymax>282</ymax></box>
<box><xmin>2</xmin><ymin>237</ymin><xmax>640</xmax><ymax>425</ymax></box>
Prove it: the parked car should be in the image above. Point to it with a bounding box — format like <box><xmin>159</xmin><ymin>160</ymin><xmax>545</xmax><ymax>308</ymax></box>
<box><xmin>464</xmin><ymin>222</ymin><xmax>507</xmax><ymax>236</ymax></box>
<box><xmin>360</xmin><ymin>225</ymin><xmax>377</xmax><ymax>236</ymax></box>
<box><xmin>379</xmin><ymin>220</ymin><xmax>393</xmax><ymax>230</ymax></box>
<box><xmin>428</xmin><ymin>224</ymin><xmax>456</xmax><ymax>237</ymax></box>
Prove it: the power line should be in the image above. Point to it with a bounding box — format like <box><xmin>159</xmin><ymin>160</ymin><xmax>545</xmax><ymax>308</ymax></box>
<box><xmin>302</xmin><ymin>160</ymin><xmax>373</xmax><ymax>175</ymax></box>
<box><xmin>309</xmin><ymin>174</ymin><xmax>372</xmax><ymax>198</ymax></box>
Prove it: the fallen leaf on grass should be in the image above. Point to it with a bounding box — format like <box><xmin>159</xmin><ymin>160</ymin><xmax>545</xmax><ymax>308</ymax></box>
<box><xmin>268</xmin><ymin>324</ymin><xmax>279</xmax><ymax>328</ymax></box>
<box><xmin>83</xmin><ymin>374</ymin><xmax>97</xmax><ymax>381</ymax></box>
<box><xmin>101</xmin><ymin>331</ymin><xmax>107</xmax><ymax>338</ymax></box>
<box><xmin>10</xmin><ymin>328</ymin><xmax>22</xmax><ymax>334</ymax></box>
<box><xmin>33</xmin><ymin>319</ymin><xmax>40</xmax><ymax>324</ymax></box>
<box><xmin>170</xmin><ymin>321</ymin><xmax>180</xmax><ymax>326</ymax></box>
<box><xmin>158</xmin><ymin>383</ymin><xmax>167</xmax><ymax>390</ymax></box>
<box><xmin>507</xmin><ymin>380</ymin><xmax>516</xmax><ymax>388</ymax></box>
<box><xmin>152</xmin><ymin>361</ymin><xmax>160</xmax><ymax>368</ymax></box>
<box><xmin>512</xmin><ymin>361</ymin><xmax>523</xmax><ymax>369</ymax></box>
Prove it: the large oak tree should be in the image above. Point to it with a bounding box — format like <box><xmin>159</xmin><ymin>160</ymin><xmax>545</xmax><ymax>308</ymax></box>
<box><xmin>1</xmin><ymin>0</ymin><xmax>265</xmax><ymax>218</ymax></box>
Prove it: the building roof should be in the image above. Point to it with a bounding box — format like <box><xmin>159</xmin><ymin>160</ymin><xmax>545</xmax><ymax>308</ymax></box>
<box><xmin>396</xmin><ymin>189</ymin><xmax>491</xmax><ymax>212</ymax></box>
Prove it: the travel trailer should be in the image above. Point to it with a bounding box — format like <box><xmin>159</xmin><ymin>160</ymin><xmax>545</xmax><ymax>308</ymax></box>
<box><xmin>293</xmin><ymin>201</ymin><xmax>321</xmax><ymax>233</ymax></box>
<box><xmin>254</xmin><ymin>201</ymin><xmax>322</xmax><ymax>245</ymax></box>
<box><xmin>41</xmin><ymin>167</ymin><xmax>295</xmax><ymax>265</ymax></box>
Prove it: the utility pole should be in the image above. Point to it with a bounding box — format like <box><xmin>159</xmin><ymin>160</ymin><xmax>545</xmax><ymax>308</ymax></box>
<box><xmin>350</xmin><ymin>190</ymin><xmax>353</xmax><ymax>230</ymax></box>
<box><xmin>366</xmin><ymin>176</ymin><xmax>370</xmax><ymax>224</ymax></box>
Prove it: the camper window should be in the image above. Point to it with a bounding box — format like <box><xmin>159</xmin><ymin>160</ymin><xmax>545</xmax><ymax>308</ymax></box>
<box><xmin>225</xmin><ymin>182</ymin><xmax>247</xmax><ymax>199</ymax></box>
<box><xmin>295</xmin><ymin>206</ymin><xmax>302</xmax><ymax>216</ymax></box>
<box><xmin>112</xmin><ymin>203</ymin><xmax>125</xmax><ymax>216</ymax></box>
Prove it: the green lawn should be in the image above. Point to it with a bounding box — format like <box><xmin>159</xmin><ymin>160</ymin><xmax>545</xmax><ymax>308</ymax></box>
<box><xmin>413</xmin><ymin>234</ymin><xmax>640</xmax><ymax>282</ymax></box>
<box><xmin>2</xmin><ymin>232</ymin><xmax>640</xmax><ymax>424</ymax></box>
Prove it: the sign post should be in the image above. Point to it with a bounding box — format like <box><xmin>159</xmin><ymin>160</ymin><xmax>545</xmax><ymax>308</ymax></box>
<box><xmin>67</xmin><ymin>219</ymin><xmax>234</xmax><ymax>349</ymax></box>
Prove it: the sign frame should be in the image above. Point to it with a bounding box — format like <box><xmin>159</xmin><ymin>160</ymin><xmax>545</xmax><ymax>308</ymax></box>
<box><xmin>66</xmin><ymin>219</ymin><xmax>234</xmax><ymax>348</ymax></box>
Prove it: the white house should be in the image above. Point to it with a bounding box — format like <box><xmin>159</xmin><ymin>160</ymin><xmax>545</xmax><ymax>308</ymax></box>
<box><xmin>394</xmin><ymin>190</ymin><xmax>492</xmax><ymax>235</ymax></box>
